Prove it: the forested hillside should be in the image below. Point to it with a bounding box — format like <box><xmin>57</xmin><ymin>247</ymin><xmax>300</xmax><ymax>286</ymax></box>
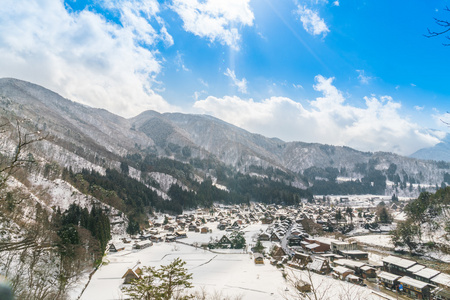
<box><xmin>391</xmin><ymin>187</ymin><xmax>450</xmax><ymax>258</ymax></box>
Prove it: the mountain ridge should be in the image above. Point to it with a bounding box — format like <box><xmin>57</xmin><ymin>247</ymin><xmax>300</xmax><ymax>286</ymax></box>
<box><xmin>1</xmin><ymin>77</ymin><xmax>449</xmax><ymax>194</ymax></box>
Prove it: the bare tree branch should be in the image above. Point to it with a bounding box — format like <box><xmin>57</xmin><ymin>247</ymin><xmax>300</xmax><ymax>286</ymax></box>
<box><xmin>425</xmin><ymin>6</ymin><xmax>450</xmax><ymax>46</ymax></box>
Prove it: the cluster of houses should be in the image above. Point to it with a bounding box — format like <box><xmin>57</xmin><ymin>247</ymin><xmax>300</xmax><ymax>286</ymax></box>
<box><xmin>111</xmin><ymin>202</ymin><xmax>448</xmax><ymax>300</ymax></box>
<box><xmin>379</xmin><ymin>255</ymin><xmax>450</xmax><ymax>300</ymax></box>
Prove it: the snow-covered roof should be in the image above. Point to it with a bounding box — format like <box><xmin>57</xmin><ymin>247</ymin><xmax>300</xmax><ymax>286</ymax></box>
<box><xmin>382</xmin><ymin>255</ymin><xmax>416</xmax><ymax>269</ymax></box>
<box><xmin>340</xmin><ymin>250</ymin><xmax>368</xmax><ymax>255</ymax></box>
<box><xmin>360</xmin><ymin>265</ymin><xmax>375</xmax><ymax>271</ymax></box>
<box><xmin>399</xmin><ymin>276</ymin><xmax>430</xmax><ymax>289</ymax></box>
<box><xmin>333</xmin><ymin>266</ymin><xmax>352</xmax><ymax>274</ymax></box>
<box><xmin>308</xmin><ymin>258</ymin><xmax>325</xmax><ymax>271</ymax></box>
<box><xmin>378</xmin><ymin>271</ymin><xmax>401</xmax><ymax>282</ymax></box>
<box><xmin>334</xmin><ymin>259</ymin><xmax>366</xmax><ymax>268</ymax></box>
<box><xmin>413</xmin><ymin>268</ymin><xmax>440</xmax><ymax>279</ymax></box>
<box><xmin>406</xmin><ymin>264</ymin><xmax>425</xmax><ymax>273</ymax></box>
<box><xmin>431</xmin><ymin>272</ymin><xmax>450</xmax><ymax>287</ymax></box>
<box><xmin>306</xmin><ymin>243</ymin><xmax>320</xmax><ymax>249</ymax></box>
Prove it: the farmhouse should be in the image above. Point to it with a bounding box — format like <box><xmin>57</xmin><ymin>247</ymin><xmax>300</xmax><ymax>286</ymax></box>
<box><xmin>254</xmin><ymin>253</ymin><xmax>264</xmax><ymax>264</ymax></box>
<box><xmin>378</xmin><ymin>271</ymin><xmax>401</xmax><ymax>290</ymax></box>
<box><xmin>109</xmin><ymin>242</ymin><xmax>125</xmax><ymax>252</ymax></box>
<box><xmin>122</xmin><ymin>266</ymin><xmax>142</xmax><ymax>284</ymax></box>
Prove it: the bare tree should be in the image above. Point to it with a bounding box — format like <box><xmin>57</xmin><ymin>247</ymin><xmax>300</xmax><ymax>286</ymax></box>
<box><xmin>425</xmin><ymin>7</ymin><xmax>450</xmax><ymax>46</ymax></box>
<box><xmin>0</xmin><ymin>118</ymin><xmax>46</xmax><ymax>191</ymax></box>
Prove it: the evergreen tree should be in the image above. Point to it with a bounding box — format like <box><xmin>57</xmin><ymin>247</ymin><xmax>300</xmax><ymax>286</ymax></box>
<box><xmin>122</xmin><ymin>258</ymin><xmax>193</xmax><ymax>300</ymax></box>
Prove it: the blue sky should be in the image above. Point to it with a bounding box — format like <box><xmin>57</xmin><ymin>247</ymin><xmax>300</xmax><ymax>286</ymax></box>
<box><xmin>1</xmin><ymin>0</ymin><xmax>449</xmax><ymax>156</ymax></box>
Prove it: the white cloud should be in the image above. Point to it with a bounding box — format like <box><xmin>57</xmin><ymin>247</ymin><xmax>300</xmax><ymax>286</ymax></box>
<box><xmin>296</xmin><ymin>5</ymin><xmax>329</xmax><ymax>36</ymax></box>
<box><xmin>199</xmin><ymin>79</ymin><xmax>209</xmax><ymax>87</ymax></box>
<box><xmin>333</xmin><ymin>1</ymin><xmax>340</xmax><ymax>6</ymax></box>
<box><xmin>0</xmin><ymin>0</ymin><xmax>176</xmax><ymax>118</ymax></box>
<box><xmin>171</xmin><ymin>0</ymin><xmax>254</xmax><ymax>50</ymax></box>
<box><xmin>175</xmin><ymin>51</ymin><xmax>189</xmax><ymax>71</ymax></box>
<box><xmin>224</xmin><ymin>68</ymin><xmax>248</xmax><ymax>94</ymax></box>
<box><xmin>293</xmin><ymin>84</ymin><xmax>304</xmax><ymax>89</ymax></box>
<box><xmin>356</xmin><ymin>70</ymin><xmax>371</xmax><ymax>85</ymax></box>
<box><xmin>414</xmin><ymin>105</ymin><xmax>424</xmax><ymax>111</ymax></box>
<box><xmin>193</xmin><ymin>75</ymin><xmax>440</xmax><ymax>155</ymax></box>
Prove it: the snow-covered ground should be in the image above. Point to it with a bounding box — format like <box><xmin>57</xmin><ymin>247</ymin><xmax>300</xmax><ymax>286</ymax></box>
<box><xmin>348</xmin><ymin>234</ymin><xmax>395</xmax><ymax>249</ymax></box>
<box><xmin>80</xmin><ymin>223</ymin><xmax>394</xmax><ymax>300</ymax></box>
<box><xmin>81</xmin><ymin>237</ymin><xmax>283</xmax><ymax>299</ymax></box>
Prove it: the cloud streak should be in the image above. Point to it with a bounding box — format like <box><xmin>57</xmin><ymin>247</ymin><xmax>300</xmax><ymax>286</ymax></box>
<box><xmin>224</xmin><ymin>68</ymin><xmax>248</xmax><ymax>93</ymax></box>
<box><xmin>193</xmin><ymin>75</ymin><xmax>440</xmax><ymax>155</ymax></box>
<box><xmin>296</xmin><ymin>5</ymin><xmax>329</xmax><ymax>36</ymax></box>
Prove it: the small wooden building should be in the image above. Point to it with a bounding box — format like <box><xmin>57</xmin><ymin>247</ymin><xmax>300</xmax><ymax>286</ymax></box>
<box><xmin>378</xmin><ymin>271</ymin><xmax>401</xmax><ymax>290</ymax></box>
<box><xmin>122</xmin><ymin>266</ymin><xmax>142</xmax><ymax>284</ymax></box>
<box><xmin>109</xmin><ymin>242</ymin><xmax>125</xmax><ymax>252</ymax></box>
<box><xmin>332</xmin><ymin>266</ymin><xmax>354</xmax><ymax>280</ymax></box>
<box><xmin>254</xmin><ymin>253</ymin><xmax>264</xmax><ymax>264</ymax></box>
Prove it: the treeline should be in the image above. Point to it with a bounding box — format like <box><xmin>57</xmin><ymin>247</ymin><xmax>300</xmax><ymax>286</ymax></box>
<box><xmin>56</xmin><ymin>203</ymin><xmax>111</xmax><ymax>255</ymax></box>
<box><xmin>302</xmin><ymin>161</ymin><xmax>425</xmax><ymax>195</ymax></box>
<box><xmin>62</xmin><ymin>167</ymin><xmax>186</xmax><ymax>232</ymax></box>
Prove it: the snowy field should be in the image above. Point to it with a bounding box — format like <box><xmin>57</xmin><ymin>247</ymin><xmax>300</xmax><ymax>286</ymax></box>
<box><xmin>81</xmin><ymin>224</ymin><xmax>285</xmax><ymax>300</ymax></box>
<box><xmin>80</xmin><ymin>224</ymin><xmax>393</xmax><ymax>300</ymax></box>
<box><xmin>348</xmin><ymin>234</ymin><xmax>394</xmax><ymax>249</ymax></box>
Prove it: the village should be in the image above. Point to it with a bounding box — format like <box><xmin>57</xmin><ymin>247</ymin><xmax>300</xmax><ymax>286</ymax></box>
<box><xmin>81</xmin><ymin>196</ymin><xmax>450</xmax><ymax>300</ymax></box>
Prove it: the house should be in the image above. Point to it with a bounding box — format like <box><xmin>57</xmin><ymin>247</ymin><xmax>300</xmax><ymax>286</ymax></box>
<box><xmin>332</xmin><ymin>266</ymin><xmax>354</xmax><ymax>280</ymax></box>
<box><xmin>339</xmin><ymin>250</ymin><xmax>368</xmax><ymax>261</ymax></box>
<box><xmin>346</xmin><ymin>274</ymin><xmax>363</xmax><ymax>285</ymax></box>
<box><xmin>413</xmin><ymin>267</ymin><xmax>440</xmax><ymax>284</ymax></box>
<box><xmin>258</xmin><ymin>232</ymin><xmax>270</xmax><ymax>241</ymax></box>
<box><xmin>432</xmin><ymin>275</ymin><xmax>450</xmax><ymax>300</ymax></box>
<box><xmin>254</xmin><ymin>253</ymin><xmax>264</xmax><ymax>264</ymax></box>
<box><xmin>122</xmin><ymin>266</ymin><xmax>142</xmax><ymax>284</ymax></box>
<box><xmin>360</xmin><ymin>265</ymin><xmax>377</xmax><ymax>280</ymax></box>
<box><xmin>270</xmin><ymin>232</ymin><xmax>281</xmax><ymax>242</ymax></box>
<box><xmin>304</xmin><ymin>237</ymin><xmax>333</xmax><ymax>253</ymax></box>
<box><xmin>320</xmin><ymin>253</ymin><xmax>343</xmax><ymax>263</ymax></box>
<box><xmin>333</xmin><ymin>259</ymin><xmax>366</xmax><ymax>277</ymax></box>
<box><xmin>217</xmin><ymin>235</ymin><xmax>233</xmax><ymax>248</ymax></box>
<box><xmin>200</xmin><ymin>226</ymin><xmax>209</xmax><ymax>234</ymax></box>
<box><xmin>175</xmin><ymin>230</ymin><xmax>187</xmax><ymax>239</ymax></box>
<box><xmin>109</xmin><ymin>242</ymin><xmax>125</xmax><ymax>252</ymax></box>
<box><xmin>133</xmin><ymin>240</ymin><xmax>152</xmax><ymax>250</ymax></box>
<box><xmin>406</xmin><ymin>264</ymin><xmax>426</xmax><ymax>277</ymax></box>
<box><xmin>431</xmin><ymin>272</ymin><xmax>450</xmax><ymax>290</ymax></box>
<box><xmin>331</xmin><ymin>241</ymin><xmax>358</xmax><ymax>253</ymax></box>
<box><xmin>378</xmin><ymin>271</ymin><xmax>401</xmax><ymax>290</ymax></box>
<box><xmin>165</xmin><ymin>235</ymin><xmax>176</xmax><ymax>242</ymax></box>
<box><xmin>308</xmin><ymin>257</ymin><xmax>331</xmax><ymax>274</ymax></box>
<box><xmin>398</xmin><ymin>276</ymin><xmax>432</xmax><ymax>300</ymax></box>
<box><xmin>295</xmin><ymin>280</ymin><xmax>311</xmax><ymax>293</ymax></box>
<box><xmin>271</xmin><ymin>246</ymin><xmax>287</xmax><ymax>260</ymax></box>
<box><xmin>382</xmin><ymin>255</ymin><xmax>417</xmax><ymax>276</ymax></box>
<box><xmin>288</xmin><ymin>235</ymin><xmax>303</xmax><ymax>246</ymax></box>
<box><xmin>150</xmin><ymin>234</ymin><xmax>164</xmax><ymax>243</ymax></box>
<box><xmin>188</xmin><ymin>224</ymin><xmax>198</xmax><ymax>232</ymax></box>
<box><xmin>290</xmin><ymin>252</ymin><xmax>312</xmax><ymax>269</ymax></box>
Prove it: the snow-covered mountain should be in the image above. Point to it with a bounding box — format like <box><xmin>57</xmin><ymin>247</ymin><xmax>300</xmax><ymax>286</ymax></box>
<box><xmin>1</xmin><ymin>77</ymin><xmax>449</xmax><ymax>192</ymax></box>
<box><xmin>411</xmin><ymin>133</ymin><xmax>450</xmax><ymax>162</ymax></box>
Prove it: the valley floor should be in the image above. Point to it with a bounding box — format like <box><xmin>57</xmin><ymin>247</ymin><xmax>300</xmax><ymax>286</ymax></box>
<box><xmin>79</xmin><ymin>223</ymin><xmax>398</xmax><ymax>300</ymax></box>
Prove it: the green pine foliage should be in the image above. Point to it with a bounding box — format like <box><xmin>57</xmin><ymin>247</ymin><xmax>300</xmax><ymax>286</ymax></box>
<box><xmin>58</xmin><ymin>203</ymin><xmax>111</xmax><ymax>254</ymax></box>
<box><xmin>122</xmin><ymin>258</ymin><xmax>193</xmax><ymax>300</ymax></box>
